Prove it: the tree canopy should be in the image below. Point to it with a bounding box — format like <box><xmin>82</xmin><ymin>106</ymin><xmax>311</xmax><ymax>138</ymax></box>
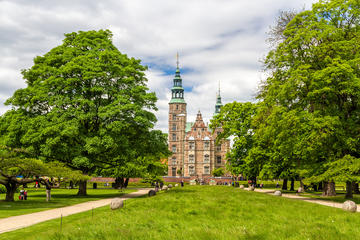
<box><xmin>0</xmin><ymin>29</ymin><xmax>168</xmax><ymax>195</ymax></box>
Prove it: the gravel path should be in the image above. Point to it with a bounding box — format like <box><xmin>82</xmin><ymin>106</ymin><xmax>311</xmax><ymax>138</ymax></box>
<box><xmin>0</xmin><ymin>188</ymin><xmax>150</xmax><ymax>234</ymax></box>
<box><xmin>250</xmin><ymin>188</ymin><xmax>360</xmax><ymax>212</ymax></box>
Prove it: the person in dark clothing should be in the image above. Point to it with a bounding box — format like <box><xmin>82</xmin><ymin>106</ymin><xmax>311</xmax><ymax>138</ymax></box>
<box><xmin>181</xmin><ymin>180</ymin><xmax>184</xmax><ymax>187</ymax></box>
<box><xmin>160</xmin><ymin>182</ymin><xmax>164</xmax><ymax>190</ymax></box>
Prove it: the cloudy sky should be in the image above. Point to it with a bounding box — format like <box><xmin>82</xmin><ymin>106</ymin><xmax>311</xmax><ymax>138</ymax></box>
<box><xmin>0</xmin><ymin>0</ymin><xmax>317</xmax><ymax>132</ymax></box>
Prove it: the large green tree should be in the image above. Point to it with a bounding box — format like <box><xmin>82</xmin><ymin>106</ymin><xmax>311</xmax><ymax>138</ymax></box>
<box><xmin>259</xmin><ymin>0</ymin><xmax>360</xmax><ymax>195</ymax></box>
<box><xmin>0</xmin><ymin>30</ymin><xmax>161</xmax><ymax>195</ymax></box>
<box><xmin>210</xmin><ymin>102</ymin><xmax>261</xmax><ymax>180</ymax></box>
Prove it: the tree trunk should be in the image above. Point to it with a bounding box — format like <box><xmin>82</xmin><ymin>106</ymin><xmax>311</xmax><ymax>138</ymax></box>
<box><xmin>5</xmin><ymin>182</ymin><xmax>18</xmax><ymax>202</ymax></box>
<box><xmin>322</xmin><ymin>181</ymin><xmax>336</xmax><ymax>196</ymax></box>
<box><xmin>77</xmin><ymin>180</ymin><xmax>87</xmax><ymax>196</ymax></box>
<box><xmin>346</xmin><ymin>181</ymin><xmax>353</xmax><ymax>199</ymax></box>
<box><xmin>282</xmin><ymin>179</ymin><xmax>288</xmax><ymax>190</ymax></box>
<box><xmin>352</xmin><ymin>182</ymin><xmax>360</xmax><ymax>194</ymax></box>
<box><xmin>124</xmin><ymin>178</ymin><xmax>129</xmax><ymax>188</ymax></box>
<box><xmin>290</xmin><ymin>179</ymin><xmax>295</xmax><ymax>191</ymax></box>
<box><xmin>114</xmin><ymin>177</ymin><xmax>124</xmax><ymax>189</ymax></box>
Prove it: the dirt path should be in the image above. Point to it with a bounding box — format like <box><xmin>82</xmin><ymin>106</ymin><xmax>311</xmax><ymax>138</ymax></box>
<box><xmin>249</xmin><ymin>188</ymin><xmax>360</xmax><ymax>212</ymax></box>
<box><xmin>0</xmin><ymin>188</ymin><xmax>150</xmax><ymax>234</ymax></box>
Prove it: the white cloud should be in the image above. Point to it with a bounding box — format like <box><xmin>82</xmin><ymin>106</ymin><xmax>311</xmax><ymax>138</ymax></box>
<box><xmin>0</xmin><ymin>0</ymin><xmax>318</xmax><ymax>133</ymax></box>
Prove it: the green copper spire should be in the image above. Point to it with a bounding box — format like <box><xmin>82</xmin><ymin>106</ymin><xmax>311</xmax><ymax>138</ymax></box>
<box><xmin>170</xmin><ymin>53</ymin><xmax>185</xmax><ymax>104</ymax></box>
<box><xmin>214</xmin><ymin>82</ymin><xmax>223</xmax><ymax>114</ymax></box>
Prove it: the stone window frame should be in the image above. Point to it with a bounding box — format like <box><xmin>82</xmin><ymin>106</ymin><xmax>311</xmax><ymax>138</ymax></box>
<box><xmin>189</xmin><ymin>154</ymin><xmax>195</xmax><ymax>163</ymax></box>
<box><xmin>189</xmin><ymin>165</ymin><xmax>195</xmax><ymax>175</ymax></box>
<box><xmin>204</xmin><ymin>154</ymin><xmax>210</xmax><ymax>163</ymax></box>
<box><xmin>172</xmin><ymin>145</ymin><xmax>176</xmax><ymax>153</ymax></box>
<box><xmin>172</xmin><ymin>133</ymin><xmax>176</xmax><ymax>141</ymax></box>
<box><xmin>216</xmin><ymin>156</ymin><xmax>221</xmax><ymax>164</ymax></box>
<box><xmin>204</xmin><ymin>166</ymin><xmax>210</xmax><ymax>175</ymax></box>
<box><xmin>172</xmin><ymin>124</ymin><xmax>176</xmax><ymax>131</ymax></box>
<box><xmin>204</xmin><ymin>141</ymin><xmax>210</xmax><ymax>150</ymax></box>
<box><xmin>172</xmin><ymin>157</ymin><xmax>176</xmax><ymax>165</ymax></box>
<box><xmin>189</xmin><ymin>141</ymin><xmax>195</xmax><ymax>150</ymax></box>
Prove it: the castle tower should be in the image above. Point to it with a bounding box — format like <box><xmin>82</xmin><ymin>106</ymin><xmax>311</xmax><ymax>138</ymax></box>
<box><xmin>168</xmin><ymin>54</ymin><xmax>187</xmax><ymax>177</ymax></box>
<box><xmin>214</xmin><ymin>84</ymin><xmax>223</xmax><ymax>114</ymax></box>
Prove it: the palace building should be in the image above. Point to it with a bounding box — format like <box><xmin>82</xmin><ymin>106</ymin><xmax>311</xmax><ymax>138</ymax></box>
<box><xmin>167</xmin><ymin>61</ymin><xmax>230</xmax><ymax>178</ymax></box>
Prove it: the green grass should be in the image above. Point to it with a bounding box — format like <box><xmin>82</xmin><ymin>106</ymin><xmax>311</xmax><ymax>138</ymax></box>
<box><xmin>0</xmin><ymin>188</ymin><xmax>135</xmax><ymax>219</ymax></box>
<box><xmin>1</xmin><ymin>186</ymin><xmax>359</xmax><ymax>240</ymax></box>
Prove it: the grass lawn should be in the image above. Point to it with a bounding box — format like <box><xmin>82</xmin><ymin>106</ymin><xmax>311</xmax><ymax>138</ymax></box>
<box><xmin>0</xmin><ymin>188</ymin><xmax>135</xmax><ymax>219</ymax></box>
<box><xmin>1</xmin><ymin>186</ymin><xmax>359</xmax><ymax>240</ymax></box>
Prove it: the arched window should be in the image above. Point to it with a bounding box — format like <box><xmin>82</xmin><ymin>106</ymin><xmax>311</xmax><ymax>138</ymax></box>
<box><xmin>172</xmin><ymin>157</ymin><xmax>176</xmax><ymax>165</ymax></box>
<box><xmin>189</xmin><ymin>154</ymin><xmax>195</xmax><ymax>163</ymax></box>
<box><xmin>172</xmin><ymin>134</ymin><xmax>176</xmax><ymax>141</ymax></box>
<box><xmin>172</xmin><ymin>145</ymin><xmax>176</xmax><ymax>153</ymax></box>
<box><xmin>216</xmin><ymin>156</ymin><xmax>222</xmax><ymax>164</ymax></box>
<box><xmin>189</xmin><ymin>142</ymin><xmax>195</xmax><ymax>150</ymax></box>
<box><xmin>204</xmin><ymin>166</ymin><xmax>210</xmax><ymax>175</ymax></box>
<box><xmin>204</xmin><ymin>141</ymin><xmax>210</xmax><ymax>150</ymax></box>
<box><xmin>172</xmin><ymin>124</ymin><xmax>176</xmax><ymax>131</ymax></box>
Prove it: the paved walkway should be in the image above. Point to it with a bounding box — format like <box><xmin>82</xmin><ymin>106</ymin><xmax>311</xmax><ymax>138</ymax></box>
<box><xmin>248</xmin><ymin>188</ymin><xmax>360</xmax><ymax>212</ymax></box>
<box><xmin>0</xmin><ymin>188</ymin><xmax>150</xmax><ymax>234</ymax></box>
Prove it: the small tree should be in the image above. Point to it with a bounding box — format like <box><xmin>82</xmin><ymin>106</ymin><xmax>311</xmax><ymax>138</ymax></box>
<box><xmin>212</xmin><ymin>168</ymin><xmax>225</xmax><ymax>177</ymax></box>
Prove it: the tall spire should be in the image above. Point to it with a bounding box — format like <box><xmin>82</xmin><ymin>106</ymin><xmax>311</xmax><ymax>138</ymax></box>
<box><xmin>176</xmin><ymin>52</ymin><xmax>179</xmax><ymax>69</ymax></box>
<box><xmin>215</xmin><ymin>82</ymin><xmax>223</xmax><ymax>114</ymax></box>
<box><xmin>170</xmin><ymin>53</ymin><xmax>185</xmax><ymax>104</ymax></box>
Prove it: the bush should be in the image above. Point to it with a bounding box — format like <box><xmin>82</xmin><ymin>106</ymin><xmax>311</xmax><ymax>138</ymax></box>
<box><xmin>0</xmin><ymin>185</ymin><xmax>6</xmax><ymax>193</ymax></box>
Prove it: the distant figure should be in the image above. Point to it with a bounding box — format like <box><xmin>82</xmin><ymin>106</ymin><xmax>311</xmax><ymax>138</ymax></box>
<box><xmin>19</xmin><ymin>188</ymin><xmax>25</xmax><ymax>200</ymax></box>
<box><xmin>45</xmin><ymin>179</ymin><xmax>52</xmax><ymax>201</ymax></box>
<box><xmin>24</xmin><ymin>190</ymin><xmax>28</xmax><ymax>200</ymax></box>
<box><xmin>276</xmin><ymin>182</ymin><xmax>280</xmax><ymax>188</ymax></box>
<box><xmin>160</xmin><ymin>182</ymin><xmax>164</xmax><ymax>190</ymax></box>
<box><xmin>155</xmin><ymin>182</ymin><xmax>159</xmax><ymax>192</ymax></box>
<box><xmin>181</xmin><ymin>180</ymin><xmax>184</xmax><ymax>187</ymax></box>
<box><xmin>35</xmin><ymin>181</ymin><xmax>39</xmax><ymax>189</ymax></box>
<box><xmin>260</xmin><ymin>183</ymin><xmax>264</xmax><ymax>189</ymax></box>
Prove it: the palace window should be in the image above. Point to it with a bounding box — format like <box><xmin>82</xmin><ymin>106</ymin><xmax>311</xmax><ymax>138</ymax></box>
<box><xmin>204</xmin><ymin>141</ymin><xmax>209</xmax><ymax>150</ymax></box>
<box><xmin>216</xmin><ymin>156</ymin><xmax>222</xmax><ymax>164</ymax></box>
<box><xmin>216</xmin><ymin>144</ymin><xmax>221</xmax><ymax>151</ymax></box>
<box><xmin>172</xmin><ymin>134</ymin><xmax>176</xmax><ymax>141</ymax></box>
<box><xmin>204</xmin><ymin>166</ymin><xmax>210</xmax><ymax>175</ymax></box>
<box><xmin>204</xmin><ymin>154</ymin><xmax>210</xmax><ymax>163</ymax></box>
<box><xmin>189</xmin><ymin>154</ymin><xmax>195</xmax><ymax>163</ymax></box>
<box><xmin>173</xmin><ymin>114</ymin><xmax>177</xmax><ymax>120</ymax></box>
<box><xmin>189</xmin><ymin>166</ymin><xmax>195</xmax><ymax>175</ymax></box>
<box><xmin>172</xmin><ymin>145</ymin><xmax>176</xmax><ymax>153</ymax></box>
<box><xmin>189</xmin><ymin>142</ymin><xmax>195</xmax><ymax>150</ymax></box>
<box><xmin>172</xmin><ymin>124</ymin><xmax>177</xmax><ymax>131</ymax></box>
<box><xmin>176</xmin><ymin>105</ymin><xmax>179</xmax><ymax>110</ymax></box>
<box><xmin>172</xmin><ymin>157</ymin><xmax>176</xmax><ymax>165</ymax></box>
<box><xmin>172</xmin><ymin>167</ymin><xmax>177</xmax><ymax>176</ymax></box>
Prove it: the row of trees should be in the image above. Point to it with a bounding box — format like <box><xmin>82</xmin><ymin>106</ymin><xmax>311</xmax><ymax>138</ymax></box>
<box><xmin>0</xmin><ymin>30</ymin><xmax>170</xmax><ymax>201</ymax></box>
<box><xmin>211</xmin><ymin>0</ymin><xmax>360</xmax><ymax>198</ymax></box>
